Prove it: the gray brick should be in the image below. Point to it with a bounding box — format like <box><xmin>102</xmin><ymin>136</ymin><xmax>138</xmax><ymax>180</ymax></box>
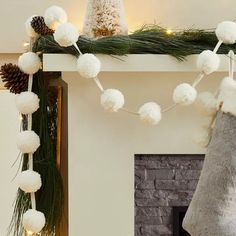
<box><xmin>141</xmin><ymin>225</ymin><xmax>172</xmax><ymax>235</ymax></box>
<box><xmin>136</xmin><ymin>207</ymin><xmax>160</xmax><ymax>217</ymax></box>
<box><xmin>155</xmin><ymin>180</ymin><xmax>188</xmax><ymax>190</ymax></box>
<box><xmin>136</xmin><ymin>180</ymin><xmax>155</xmax><ymax>189</ymax></box>
<box><xmin>147</xmin><ymin>169</ymin><xmax>175</xmax><ymax>180</ymax></box>
<box><xmin>175</xmin><ymin>169</ymin><xmax>201</xmax><ymax>180</ymax></box>
<box><xmin>135</xmin><ymin>190</ymin><xmax>155</xmax><ymax>199</ymax></box>
<box><xmin>136</xmin><ymin>216</ymin><xmax>162</xmax><ymax>225</ymax></box>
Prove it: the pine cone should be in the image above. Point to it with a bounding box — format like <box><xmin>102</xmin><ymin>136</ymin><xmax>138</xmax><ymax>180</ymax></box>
<box><xmin>0</xmin><ymin>63</ymin><xmax>29</xmax><ymax>94</ymax></box>
<box><xmin>31</xmin><ymin>16</ymin><xmax>54</xmax><ymax>35</ymax></box>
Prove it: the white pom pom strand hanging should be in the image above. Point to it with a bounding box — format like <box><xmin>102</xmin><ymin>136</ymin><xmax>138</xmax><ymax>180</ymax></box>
<box><xmin>25</xmin><ymin>15</ymin><xmax>38</xmax><ymax>38</ymax></box>
<box><xmin>101</xmin><ymin>89</ymin><xmax>125</xmax><ymax>112</ymax></box>
<box><xmin>138</xmin><ymin>102</ymin><xmax>162</xmax><ymax>125</ymax></box>
<box><xmin>54</xmin><ymin>22</ymin><xmax>79</xmax><ymax>47</ymax></box>
<box><xmin>44</xmin><ymin>5</ymin><xmax>67</xmax><ymax>30</ymax></box>
<box><xmin>16</xmin><ymin>92</ymin><xmax>39</xmax><ymax>115</ymax></box>
<box><xmin>215</xmin><ymin>21</ymin><xmax>236</xmax><ymax>44</ymax></box>
<box><xmin>23</xmin><ymin>209</ymin><xmax>46</xmax><ymax>234</ymax></box>
<box><xmin>173</xmin><ymin>83</ymin><xmax>197</xmax><ymax>106</ymax></box>
<box><xmin>197</xmin><ymin>50</ymin><xmax>220</xmax><ymax>75</ymax></box>
<box><xmin>16</xmin><ymin>131</ymin><xmax>40</xmax><ymax>154</ymax></box>
<box><xmin>195</xmin><ymin>91</ymin><xmax>217</xmax><ymax>116</ymax></box>
<box><xmin>77</xmin><ymin>53</ymin><xmax>101</xmax><ymax>79</ymax></box>
<box><xmin>18</xmin><ymin>170</ymin><xmax>42</xmax><ymax>193</ymax></box>
<box><xmin>18</xmin><ymin>52</ymin><xmax>41</xmax><ymax>75</ymax></box>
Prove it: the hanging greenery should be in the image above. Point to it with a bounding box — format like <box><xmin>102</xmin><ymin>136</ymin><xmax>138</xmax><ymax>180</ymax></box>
<box><xmin>9</xmin><ymin>71</ymin><xmax>64</xmax><ymax>236</ymax></box>
<box><xmin>34</xmin><ymin>25</ymin><xmax>236</xmax><ymax>60</ymax></box>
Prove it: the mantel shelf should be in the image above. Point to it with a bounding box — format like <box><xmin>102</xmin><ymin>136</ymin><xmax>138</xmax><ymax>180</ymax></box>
<box><xmin>43</xmin><ymin>54</ymin><xmax>231</xmax><ymax>73</ymax></box>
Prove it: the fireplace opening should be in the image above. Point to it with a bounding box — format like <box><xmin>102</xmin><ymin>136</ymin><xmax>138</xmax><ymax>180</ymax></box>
<box><xmin>135</xmin><ymin>154</ymin><xmax>204</xmax><ymax>236</ymax></box>
<box><xmin>173</xmin><ymin>206</ymin><xmax>190</xmax><ymax>236</ymax></box>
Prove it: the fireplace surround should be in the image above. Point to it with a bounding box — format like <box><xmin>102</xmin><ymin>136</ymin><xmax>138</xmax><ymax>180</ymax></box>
<box><xmin>135</xmin><ymin>154</ymin><xmax>204</xmax><ymax>236</ymax></box>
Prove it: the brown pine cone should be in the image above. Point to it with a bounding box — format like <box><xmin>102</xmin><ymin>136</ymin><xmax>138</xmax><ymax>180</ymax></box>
<box><xmin>31</xmin><ymin>16</ymin><xmax>54</xmax><ymax>35</ymax></box>
<box><xmin>0</xmin><ymin>63</ymin><xmax>29</xmax><ymax>94</ymax></box>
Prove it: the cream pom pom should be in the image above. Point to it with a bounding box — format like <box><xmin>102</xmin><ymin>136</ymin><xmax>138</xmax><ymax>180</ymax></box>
<box><xmin>215</xmin><ymin>21</ymin><xmax>236</xmax><ymax>44</ymax></box>
<box><xmin>54</xmin><ymin>23</ymin><xmax>79</xmax><ymax>47</ymax></box>
<box><xmin>23</xmin><ymin>209</ymin><xmax>45</xmax><ymax>234</ymax></box>
<box><xmin>173</xmin><ymin>83</ymin><xmax>197</xmax><ymax>106</ymax></box>
<box><xmin>197</xmin><ymin>50</ymin><xmax>220</xmax><ymax>74</ymax></box>
<box><xmin>25</xmin><ymin>15</ymin><xmax>38</xmax><ymax>38</ymax></box>
<box><xmin>16</xmin><ymin>131</ymin><xmax>40</xmax><ymax>154</ymax></box>
<box><xmin>77</xmin><ymin>54</ymin><xmax>101</xmax><ymax>79</ymax></box>
<box><xmin>18</xmin><ymin>170</ymin><xmax>42</xmax><ymax>193</ymax></box>
<box><xmin>101</xmin><ymin>89</ymin><xmax>124</xmax><ymax>112</ymax></box>
<box><xmin>18</xmin><ymin>52</ymin><xmax>41</xmax><ymax>75</ymax></box>
<box><xmin>44</xmin><ymin>5</ymin><xmax>67</xmax><ymax>30</ymax></box>
<box><xmin>193</xmin><ymin>127</ymin><xmax>211</xmax><ymax>148</ymax></box>
<box><xmin>195</xmin><ymin>91</ymin><xmax>217</xmax><ymax>116</ymax></box>
<box><xmin>138</xmin><ymin>102</ymin><xmax>162</xmax><ymax>125</ymax></box>
<box><xmin>217</xmin><ymin>76</ymin><xmax>236</xmax><ymax>116</ymax></box>
<box><xmin>16</xmin><ymin>92</ymin><xmax>39</xmax><ymax>115</ymax></box>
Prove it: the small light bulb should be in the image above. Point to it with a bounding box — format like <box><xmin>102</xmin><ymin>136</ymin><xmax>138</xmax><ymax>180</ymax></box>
<box><xmin>19</xmin><ymin>115</ymin><xmax>23</xmax><ymax>121</ymax></box>
<box><xmin>166</xmin><ymin>29</ymin><xmax>173</xmax><ymax>35</ymax></box>
<box><xmin>23</xmin><ymin>42</ymin><xmax>30</xmax><ymax>47</ymax></box>
<box><xmin>27</xmin><ymin>231</ymin><xmax>33</xmax><ymax>235</ymax></box>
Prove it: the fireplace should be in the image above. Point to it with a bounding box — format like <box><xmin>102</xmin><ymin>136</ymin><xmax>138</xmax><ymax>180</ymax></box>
<box><xmin>135</xmin><ymin>154</ymin><xmax>204</xmax><ymax>236</ymax></box>
<box><xmin>173</xmin><ymin>206</ymin><xmax>190</xmax><ymax>236</ymax></box>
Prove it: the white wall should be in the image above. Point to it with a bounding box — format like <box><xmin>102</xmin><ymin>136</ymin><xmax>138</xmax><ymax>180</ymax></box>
<box><xmin>65</xmin><ymin>71</ymin><xmax>226</xmax><ymax>236</ymax></box>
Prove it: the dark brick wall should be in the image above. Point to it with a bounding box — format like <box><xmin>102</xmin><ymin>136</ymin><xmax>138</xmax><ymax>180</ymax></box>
<box><xmin>135</xmin><ymin>154</ymin><xmax>204</xmax><ymax>236</ymax></box>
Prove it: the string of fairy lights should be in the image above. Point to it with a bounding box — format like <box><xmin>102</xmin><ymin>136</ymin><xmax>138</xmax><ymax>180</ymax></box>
<box><xmin>9</xmin><ymin>4</ymin><xmax>236</xmax><ymax>235</ymax></box>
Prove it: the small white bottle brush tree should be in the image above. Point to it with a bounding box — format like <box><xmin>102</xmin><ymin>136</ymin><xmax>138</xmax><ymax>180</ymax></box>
<box><xmin>83</xmin><ymin>0</ymin><xmax>128</xmax><ymax>38</ymax></box>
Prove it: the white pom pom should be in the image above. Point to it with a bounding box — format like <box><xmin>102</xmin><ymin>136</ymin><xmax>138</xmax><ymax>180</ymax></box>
<box><xmin>16</xmin><ymin>92</ymin><xmax>39</xmax><ymax>115</ymax></box>
<box><xmin>217</xmin><ymin>76</ymin><xmax>236</xmax><ymax>116</ymax></box>
<box><xmin>18</xmin><ymin>52</ymin><xmax>41</xmax><ymax>75</ymax></box>
<box><xmin>197</xmin><ymin>50</ymin><xmax>220</xmax><ymax>74</ymax></box>
<box><xmin>44</xmin><ymin>5</ymin><xmax>67</xmax><ymax>30</ymax></box>
<box><xmin>215</xmin><ymin>21</ymin><xmax>236</xmax><ymax>44</ymax></box>
<box><xmin>16</xmin><ymin>131</ymin><xmax>40</xmax><ymax>154</ymax></box>
<box><xmin>101</xmin><ymin>89</ymin><xmax>124</xmax><ymax>112</ymax></box>
<box><xmin>193</xmin><ymin>127</ymin><xmax>211</xmax><ymax>148</ymax></box>
<box><xmin>18</xmin><ymin>170</ymin><xmax>42</xmax><ymax>193</ymax></box>
<box><xmin>173</xmin><ymin>83</ymin><xmax>197</xmax><ymax>106</ymax></box>
<box><xmin>23</xmin><ymin>209</ymin><xmax>45</xmax><ymax>234</ymax></box>
<box><xmin>54</xmin><ymin>23</ymin><xmax>79</xmax><ymax>47</ymax></box>
<box><xmin>25</xmin><ymin>15</ymin><xmax>38</xmax><ymax>38</ymax></box>
<box><xmin>138</xmin><ymin>102</ymin><xmax>162</xmax><ymax>125</ymax></box>
<box><xmin>195</xmin><ymin>92</ymin><xmax>217</xmax><ymax>116</ymax></box>
<box><xmin>77</xmin><ymin>54</ymin><xmax>101</xmax><ymax>79</ymax></box>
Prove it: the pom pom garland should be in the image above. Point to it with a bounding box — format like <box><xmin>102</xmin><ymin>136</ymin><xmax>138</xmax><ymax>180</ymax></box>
<box><xmin>25</xmin><ymin>15</ymin><xmax>39</xmax><ymax>38</ymax></box>
<box><xmin>195</xmin><ymin>92</ymin><xmax>217</xmax><ymax>116</ymax></box>
<box><xmin>77</xmin><ymin>53</ymin><xmax>101</xmax><ymax>79</ymax></box>
<box><xmin>18</xmin><ymin>52</ymin><xmax>41</xmax><ymax>75</ymax></box>
<box><xmin>15</xmin><ymin>91</ymin><xmax>39</xmax><ymax>115</ymax></box>
<box><xmin>173</xmin><ymin>83</ymin><xmax>197</xmax><ymax>105</ymax></box>
<box><xmin>197</xmin><ymin>50</ymin><xmax>220</xmax><ymax>75</ymax></box>
<box><xmin>18</xmin><ymin>170</ymin><xmax>42</xmax><ymax>193</ymax></box>
<box><xmin>16</xmin><ymin>131</ymin><xmax>40</xmax><ymax>154</ymax></box>
<box><xmin>217</xmin><ymin>76</ymin><xmax>236</xmax><ymax>116</ymax></box>
<box><xmin>138</xmin><ymin>102</ymin><xmax>162</xmax><ymax>125</ymax></box>
<box><xmin>215</xmin><ymin>21</ymin><xmax>236</xmax><ymax>44</ymax></box>
<box><xmin>44</xmin><ymin>5</ymin><xmax>67</xmax><ymax>30</ymax></box>
<box><xmin>23</xmin><ymin>209</ymin><xmax>46</xmax><ymax>234</ymax></box>
<box><xmin>193</xmin><ymin>127</ymin><xmax>211</xmax><ymax>148</ymax></box>
<box><xmin>196</xmin><ymin>91</ymin><xmax>217</xmax><ymax>114</ymax></box>
<box><xmin>53</xmin><ymin>23</ymin><xmax>79</xmax><ymax>47</ymax></box>
<box><xmin>101</xmin><ymin>89</ymin><xmax>125</xmax><ymax>112</ymax></box>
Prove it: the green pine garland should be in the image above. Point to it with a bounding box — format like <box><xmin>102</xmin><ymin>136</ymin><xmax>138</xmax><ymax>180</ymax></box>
<box><xmin>33</xmin><ymin>25</ymin><xmax>236</xmax><ymax>60</ymax></box>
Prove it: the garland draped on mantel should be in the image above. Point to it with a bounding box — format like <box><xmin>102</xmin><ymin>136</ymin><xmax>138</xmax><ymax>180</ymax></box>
<box><xmin>34</xmin><ymin>26</ymin><xmax>236</xmax><ymax>60</ymax></box>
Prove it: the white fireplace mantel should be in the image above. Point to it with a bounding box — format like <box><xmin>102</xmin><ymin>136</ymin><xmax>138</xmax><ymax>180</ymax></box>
<box><xmin>43</xmin><ymin>54</ymin><xmax>232</xmax><ymax>72</ymax></box>
<box><xmin>41</xmin><ymin>53</ymin><xmax>224</xmax><ymax>236</ymax></box>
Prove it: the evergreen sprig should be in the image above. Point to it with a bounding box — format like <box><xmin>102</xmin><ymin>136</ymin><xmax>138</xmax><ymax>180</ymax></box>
<box><xmin>33</xmin><ymin>25</ymin><xmax>236</xmax><ymax>60</ymax></box>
